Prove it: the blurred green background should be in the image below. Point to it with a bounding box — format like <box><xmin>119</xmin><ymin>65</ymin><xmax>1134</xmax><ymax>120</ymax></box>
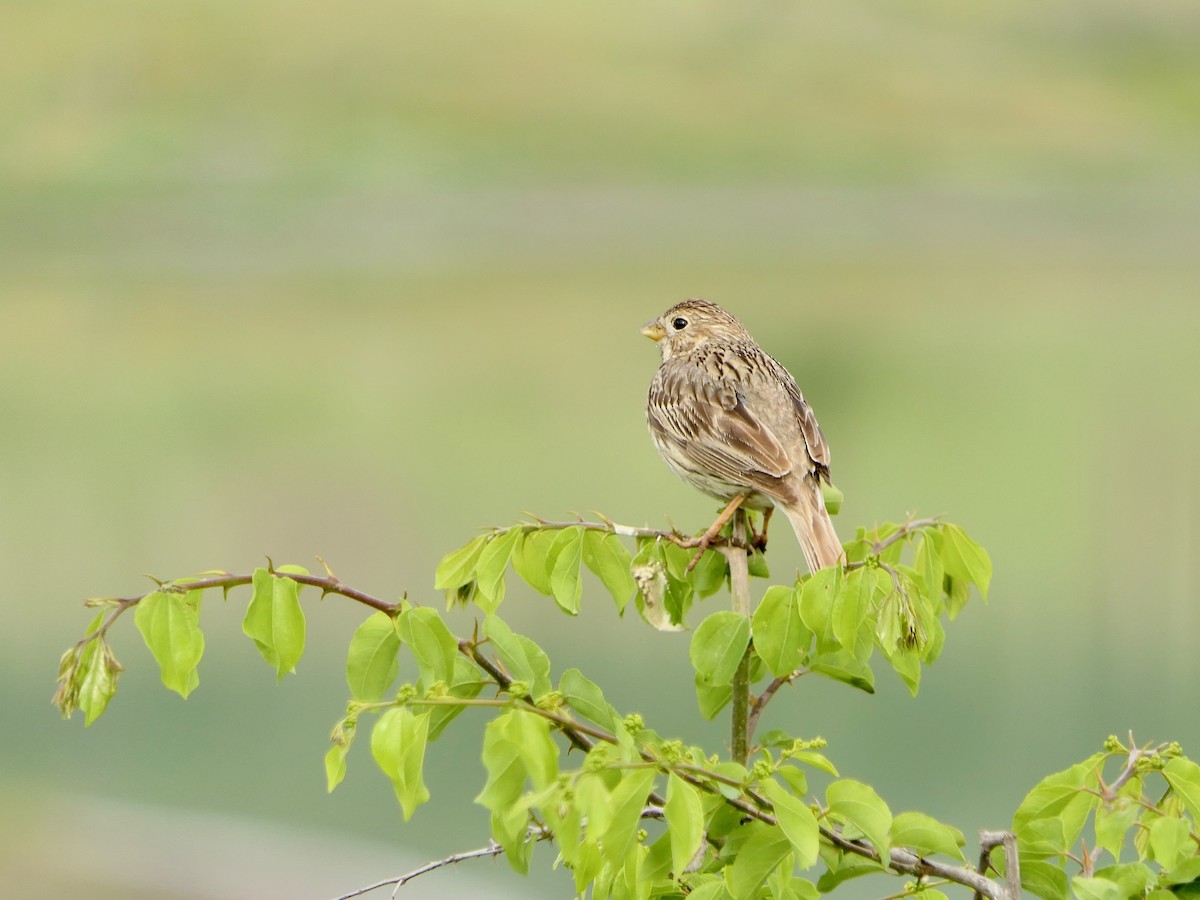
<box><xmin>3</xmin><ymin>1</ymin><xmax>1199</xmax><ymax>897</ymax></box>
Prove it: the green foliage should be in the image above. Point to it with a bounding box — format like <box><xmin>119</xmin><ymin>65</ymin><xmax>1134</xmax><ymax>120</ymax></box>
<box><xmin>243</xmin><ymin>566</ymin><xmax>307</xmax><ymax>681</ymax></box>
<box><xmin>1009</xmin><ymin>739</ymin><xmax>1200</xmax><ymax>900</ymax></box>
<box><xmin>53</xmin><ymin>512</ymin><xmax>1197</xmax><ymax>900</ymax></box>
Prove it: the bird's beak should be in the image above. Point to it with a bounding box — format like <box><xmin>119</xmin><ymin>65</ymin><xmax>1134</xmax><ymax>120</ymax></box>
<box><xmin>640</xmin><ymin>320</ymin><xmax>666</xmax><ymax>342</ymax></box>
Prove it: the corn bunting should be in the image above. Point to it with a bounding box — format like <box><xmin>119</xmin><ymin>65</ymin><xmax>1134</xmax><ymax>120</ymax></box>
<box><xmin>641</xmin><ymin>298</ymin><xmax>844</xmax><ymax>573</ymax></box>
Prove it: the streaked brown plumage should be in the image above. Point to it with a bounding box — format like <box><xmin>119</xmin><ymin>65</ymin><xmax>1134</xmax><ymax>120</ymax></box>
<box><xmin>641</xmin><ymin>299</ymin><xmax>844</xmax><ymax>573</ymax></box>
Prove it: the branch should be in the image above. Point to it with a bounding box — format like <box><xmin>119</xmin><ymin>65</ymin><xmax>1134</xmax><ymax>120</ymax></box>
<box><xmin>334</xmin><ymin>808</ymin><xmax>668</xmax><ymax>899</ymax></box>
<box><xmin>722</xmin><ymin>509</ymin><xmax>752</xmax><ymax>766</ymax></box>
<box><xmin>844</xmin><ymin>516</ymin><xmax>942</xmax><ymax>570</ymax></box>
<box><xmin>974</xmin><ymin>831</ymin><xmax>1020</xmax><ymax>900</ymax></box>
<box><xmin>331</xmin><ymin>827</ymin><xmax>551</xmax><ymax>900</ymax></box>
<box><xmin>746</xmin><ymin>667</ymin><xmax>808</xmax><ymax>744</ymax></box>
<box><xmin>491</xmin><ymin>516</ymin><xmax>743</xmax><ymax>553</ymax></box>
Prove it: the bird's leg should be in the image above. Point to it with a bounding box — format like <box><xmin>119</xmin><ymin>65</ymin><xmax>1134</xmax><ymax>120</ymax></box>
<box><xmin>750</xmin><ymin>506</ymin><xmax>774</xmax><ymax>552</ymax></box>
<box><xmin>685</xmin><ymin>494</ymin><xmax>747</xmax><ymax>572</ymax></box>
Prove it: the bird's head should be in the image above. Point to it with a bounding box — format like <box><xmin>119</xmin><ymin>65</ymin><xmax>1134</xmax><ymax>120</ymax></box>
<box><xmin>640</xmin><ymin>298</ymin><xmax>749</xmax><ymax>361</ymax></box>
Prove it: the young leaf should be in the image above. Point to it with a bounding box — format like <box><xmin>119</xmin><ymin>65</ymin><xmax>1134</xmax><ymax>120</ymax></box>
<box><xmin>690</xmin><ymin>611</ymin><xmax>751</xmax><ymax>687</ymax></box>
<box><xmin>1164</xmin><ymin>757</ymin><xmax>1200</xmax><ymax>821</ymax></box>
<box><xmin>324</xmin><ymin>715</ymin><xmax>357</xmax><ymax>792</ymax></box>
<box><xmin>1094</xmin><ymin>777</ymin><xmax>1141</xmax><ymax>860</ymax></box>
<box><xmin>560</xmin><ymin>667</ymin><xmax>620</xmax><ymax>733</ymax></box>
<box><xmin>834</xmin><ymin>567</ymin><xmax>881</xmax><ymax>657</ymax></box>
<box><xmin>396</xmin><ymin>607</ymin><xmax>457</xmax><ymax>688</ymax></box>
<box><xmin>582</xmin><ymin>530</ymin><xmax>636</xmax><ymax>611</ymax></box>
<box><xmin>483</xmin><ymin>615</ymin><xmax>553</xmax><ymax>699</ymax></box>
<box><xmin>826</xmin><ymin>779</ymin><xmax>892</xmax><ymax>859</ymax></box>
<box><xmin>760</xmin><ymin>778</ymin><xmax>819</xmax><ymax>869</ymax></box>
<box><xmin>1147</xmin><ymin>815</ymin><xmax>1191</xmax><ymax>870</ymax></box>
<box><xmin>808</xmin><ymin>650</ymin><xmax>875</xmax><ymax>694</ymax></box>
<box><xmin>665</xmin><ymin>773</ymin><xmax>704</xmax><ymax>879</ymax></box>
<box><xmin>799</xmin><ymin>566</ymin><xmax>841</xmax><ymax>651</ymax></box>
<box><xmin>434</xmin><ymin>533</ymin><xmax>489</xmax><ymax>595</ymax></box>
<box><xmin>548</xmin><ymin>526</ymin><xmax>586</xmax><ymax>614</ymax></box>
<box><xmin>346</xmin><ymin>611</ymin><xmax>401</xmax><ymax>701</ymax></box>
<box><xmin>752</xmin><ymin>585</ymin><xmax>807</xmax><ymax>677</ymax></box>
<box><xmin>243</xmin><ymin>569</ymin><xmax>305</xmax><ymax>681</ymax></box>
<box><xmin>474</xmin><ymin>528</ymin><xmax>521</xmax><ymax>612</ymax></box>
<box><xmin>725</xmin><ymin>822</ymin><xmax>792</xmax><ymax>900</ymax></box>
<box><xmin>370</xmin><ymin>707</ymin><xmax>431</xmax><ymax>821</ymax></box>
<box><xmin>694</xmin><ymin>673</ymin><xmax>733</xmax><ymax>720</ymax></box>
<box><xmin>939</xmin><ymin>524</ymin><xmax>992</xmax><ymax>600</ymax></box>
<box><xmin>889</xmin><ymin>811</ymin><xmax>966</xmax><ymax>861</ymax></box>
<box><xmin>79</xmin><ymin>639</ymin><xmax>122</xmax><ymax>726</ymax></box>
<box><xmin>599</xmin><ymin>768</ymin><xmax>658</xmax><ymax>868</ymax></box>
<box><xmin>425</xmin><ymin>655</ymin><xmax>487</xmax><ymax>741</ymax></box>
<box><xmin>688</xmin><ymin>547</ymin><xmax>728</xmax><ymax>598</ymax></box>
<box><xmin>1070</xmin><ymin>876</ymin><xmax>1122</xmax><ymax>900</ymax></box>
<box><xmin>1013</xmin><ymin>754</ymin><xmax>1104</xmax><ymax>848</ymax></box>
<box><xmin>135</xmin><ymin>589</ymin><xmax>205</xmax><ymax>697</ymax></box>
<box><xmin>512</xmin><ymin>529</ymin><xmax>556</xmax><ymax>596</ymax></box>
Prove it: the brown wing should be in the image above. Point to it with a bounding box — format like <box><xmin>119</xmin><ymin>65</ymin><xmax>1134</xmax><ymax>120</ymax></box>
<box><xmin>647</xmin><ymin>362</ymin><xmax>793</xmax><ymax>490</ymax></box>
<box><xmin>765</xmin><ymin>353</ymin><xmax>831</xmax><ymax>480</ymax></box>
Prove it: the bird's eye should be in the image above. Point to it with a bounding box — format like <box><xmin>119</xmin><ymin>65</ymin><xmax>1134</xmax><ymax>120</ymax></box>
<box><xmin>671</xmin><ymin>317</ymin><xmax>688</xmax><ymax>331</ymax></box>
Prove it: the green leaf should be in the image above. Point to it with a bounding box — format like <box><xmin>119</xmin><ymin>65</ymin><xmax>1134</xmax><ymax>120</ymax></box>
<box><xmin>939</xmin><ymin>524</ymin><xmax>991</xmax><ymax>600</ymax></box>
<box><xmin>426</xmin><ymin>655</ymin><xmax>487</xmax><ymax>741</ymax></box>
<box><xmin>78</xmin><ymin>639</ymin><xmax>122</xmax><ymax>726</ymax></box>
<box><xmin>799</xmin><ymin>566</ymin><xmax>841</xmax><ymax>650</ymax></box>
<box><xmin>761</xmin><ymin>779</ymin><xmax>819</xmax><ymax>869</ymax></box>
<box><xmin>889</xmin><ymin>811</ymin><xmax>965</xmax><ymax>861</ymax></box>
<box><xmin>1013</xmin><ymin>754</ymin><xmax>1104</xmax><ymax>849</ymax></box>
<box><xmin>512</xmin><ymin>529</ymin><xmax>556</xmax><ymax>596</ymax></box>
<box><xmin>582</xmin><ymin>530</ymin><xmax>636</xmax><ymax>611</ymax></box>
<box><xmin>600</xmin><ymin>768</ymin><xmax>657</xmax><ymax>867</ymax></box>
<box><xmin>787</xmin><ymin>750</ymin><xmax>839</xmax><ymax>777</ymax></box>
<box><xmin>1094</xmin><ymin>777</ymin><xmax>1141</xmax><ymax>860</ymax></box>
<box><xmin>826</xmin><ymin>779</ymin><xmax>892</xmax><ymax>859</ymax></box>
<box><xmin>242</xmin><ymin>569</ymin><xmax>305</xmax><ymax>681</ymax></box>
<box><xmin>560</xmin><ymin>668</ymin><xmax>619</xmax><ymax>733</ymax></box>
<box><xmin>695</xmin><ymin>673</ymin><xmax>733</xmax><ymax>720</ymax></box>
<box><xmin>135</xmin><ymin>589</ymin><xmax>205</xmax><ymax>697</ymax></box>
<box><xmin>690</xmin><ymin>611</ymin><xmax>751</xmax><ymax>687</ymax></box>
<box><xmin>1071</xmin><ymin>876</ymin><xmax>1121</xmax><ymax>900</ymax></box>
<box><xmin>1021</xmin><ymin>859</ymin><xmax>1070</xmax><ymax>900</ymax></box>
<box><xmin>666</xmin><ymin>774</ymin><xmax>705</xmax><ymax>878</ymax></box>
<box><xmin>834</xmin><ymin>567</ymin><xmax>882</xmax><ymax>658</ymax></box>
<box><xmin>752</xmin><ymin>586</ymin><xmax>808</xmax><ymax>678</ymax></box>
<box><xmin>370</xmin><ymin>707</ymin><xmax>431</xmax><ymax>821</ymax></box>
<box><xmin>396</xmin><ymin>607</ymin><xmax>457</xmax><ymax>688</ymax></box>
<box><xmin>747</xmin><ymin>547</ymin><xmax>770</xmax><ymax>579</ymax></box>
<box><xmin>483</xmin><ymin>615</ymin><xmax>553</xmax><ymax>698</ymax></box>
<box><xmin>1148</xmin><ymin>814</ymin><xmax>1192</xmax><ymax>870</ymax></box>
<box><xmin>1094</xmin><ymin>864</ymin><xmax>1153</xmax><ymax>899</ymax></box>
<box><xmin>346</xmin><ymin>612</ymin><xmax>401</xmax><ymax>701</ymax></box>
<box><xmin>688</xmin><ymin>546</ymin><xmax>729</xmax><ymax>598</ymax></box>
<box><xmin>434</xmin><ymin>533</ymin><xmax>489</xmax><ymax>593</ymax></box>
<box><xmin>808</xmin><ymin>649</ymin><xmax>875</xmax><ymax>694</ymax></box>
<box><xmin>1162</xmin><ymin>855</ymin><xmax>1200</xmax><ymax>886</ymax></box>
<box><xmin>1164</xmin><ymin>757</ymin><xmax>1200</xmax><ymax>822</ymax></box>
<box><xmin>549</xmin><ymin>526</ymin><xmax>586</xmax><ymax>614</ymax></box>
<box><xmin>474</xmin><ymin>529</ymin><xmax>521</xmax><ymax>613</ymax></box>
<box><xmin>726</xmin><ymin>822</ymin><xmax>792</xmax><ymax>900</ymax></box>
<box><xmin>913</xmin><ymin>533</ymin><xmax>945</xmax><ymax>610</ymax></box>
<box><xmin>324</xmin><ymin>715</ymin><xmax>357</xmax><ymax>792</ymax></box>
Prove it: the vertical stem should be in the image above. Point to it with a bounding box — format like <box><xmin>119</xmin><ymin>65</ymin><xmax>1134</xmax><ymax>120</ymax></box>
<box><xmin>723</xmin><ymin>508</ymin><xmax>752</xmax><ymax>766</ymax></box>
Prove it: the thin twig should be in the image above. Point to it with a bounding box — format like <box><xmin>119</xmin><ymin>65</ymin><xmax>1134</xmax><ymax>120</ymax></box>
<box><xmin>746</xmin><ymin>667</ymin><xmax>808</xmax><ymax>744</ymax></box>
<box><xmin>723</xmin><ymin>509</ymin><xmax>752</xmax><ymax>766</ymax></box>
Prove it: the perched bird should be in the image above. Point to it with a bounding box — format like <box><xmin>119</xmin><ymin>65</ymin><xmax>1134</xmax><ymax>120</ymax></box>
<box><xmin>641</xmin><ymin>298</ymin><xmax>844</xmax><ymax>573</ymax></box>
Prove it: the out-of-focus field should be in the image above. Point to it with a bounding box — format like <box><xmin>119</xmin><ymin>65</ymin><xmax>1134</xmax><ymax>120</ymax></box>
<box><xmin>2</xmin><ymin>2</ymin><xmax>1198</xmax><ymax>898</ymax></box>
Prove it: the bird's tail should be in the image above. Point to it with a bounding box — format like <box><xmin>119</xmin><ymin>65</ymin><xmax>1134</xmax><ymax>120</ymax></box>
<box><xmin>781</xmin><ymin>481</ymin><xmax>845</xmax><ymax>574</ymax></box>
